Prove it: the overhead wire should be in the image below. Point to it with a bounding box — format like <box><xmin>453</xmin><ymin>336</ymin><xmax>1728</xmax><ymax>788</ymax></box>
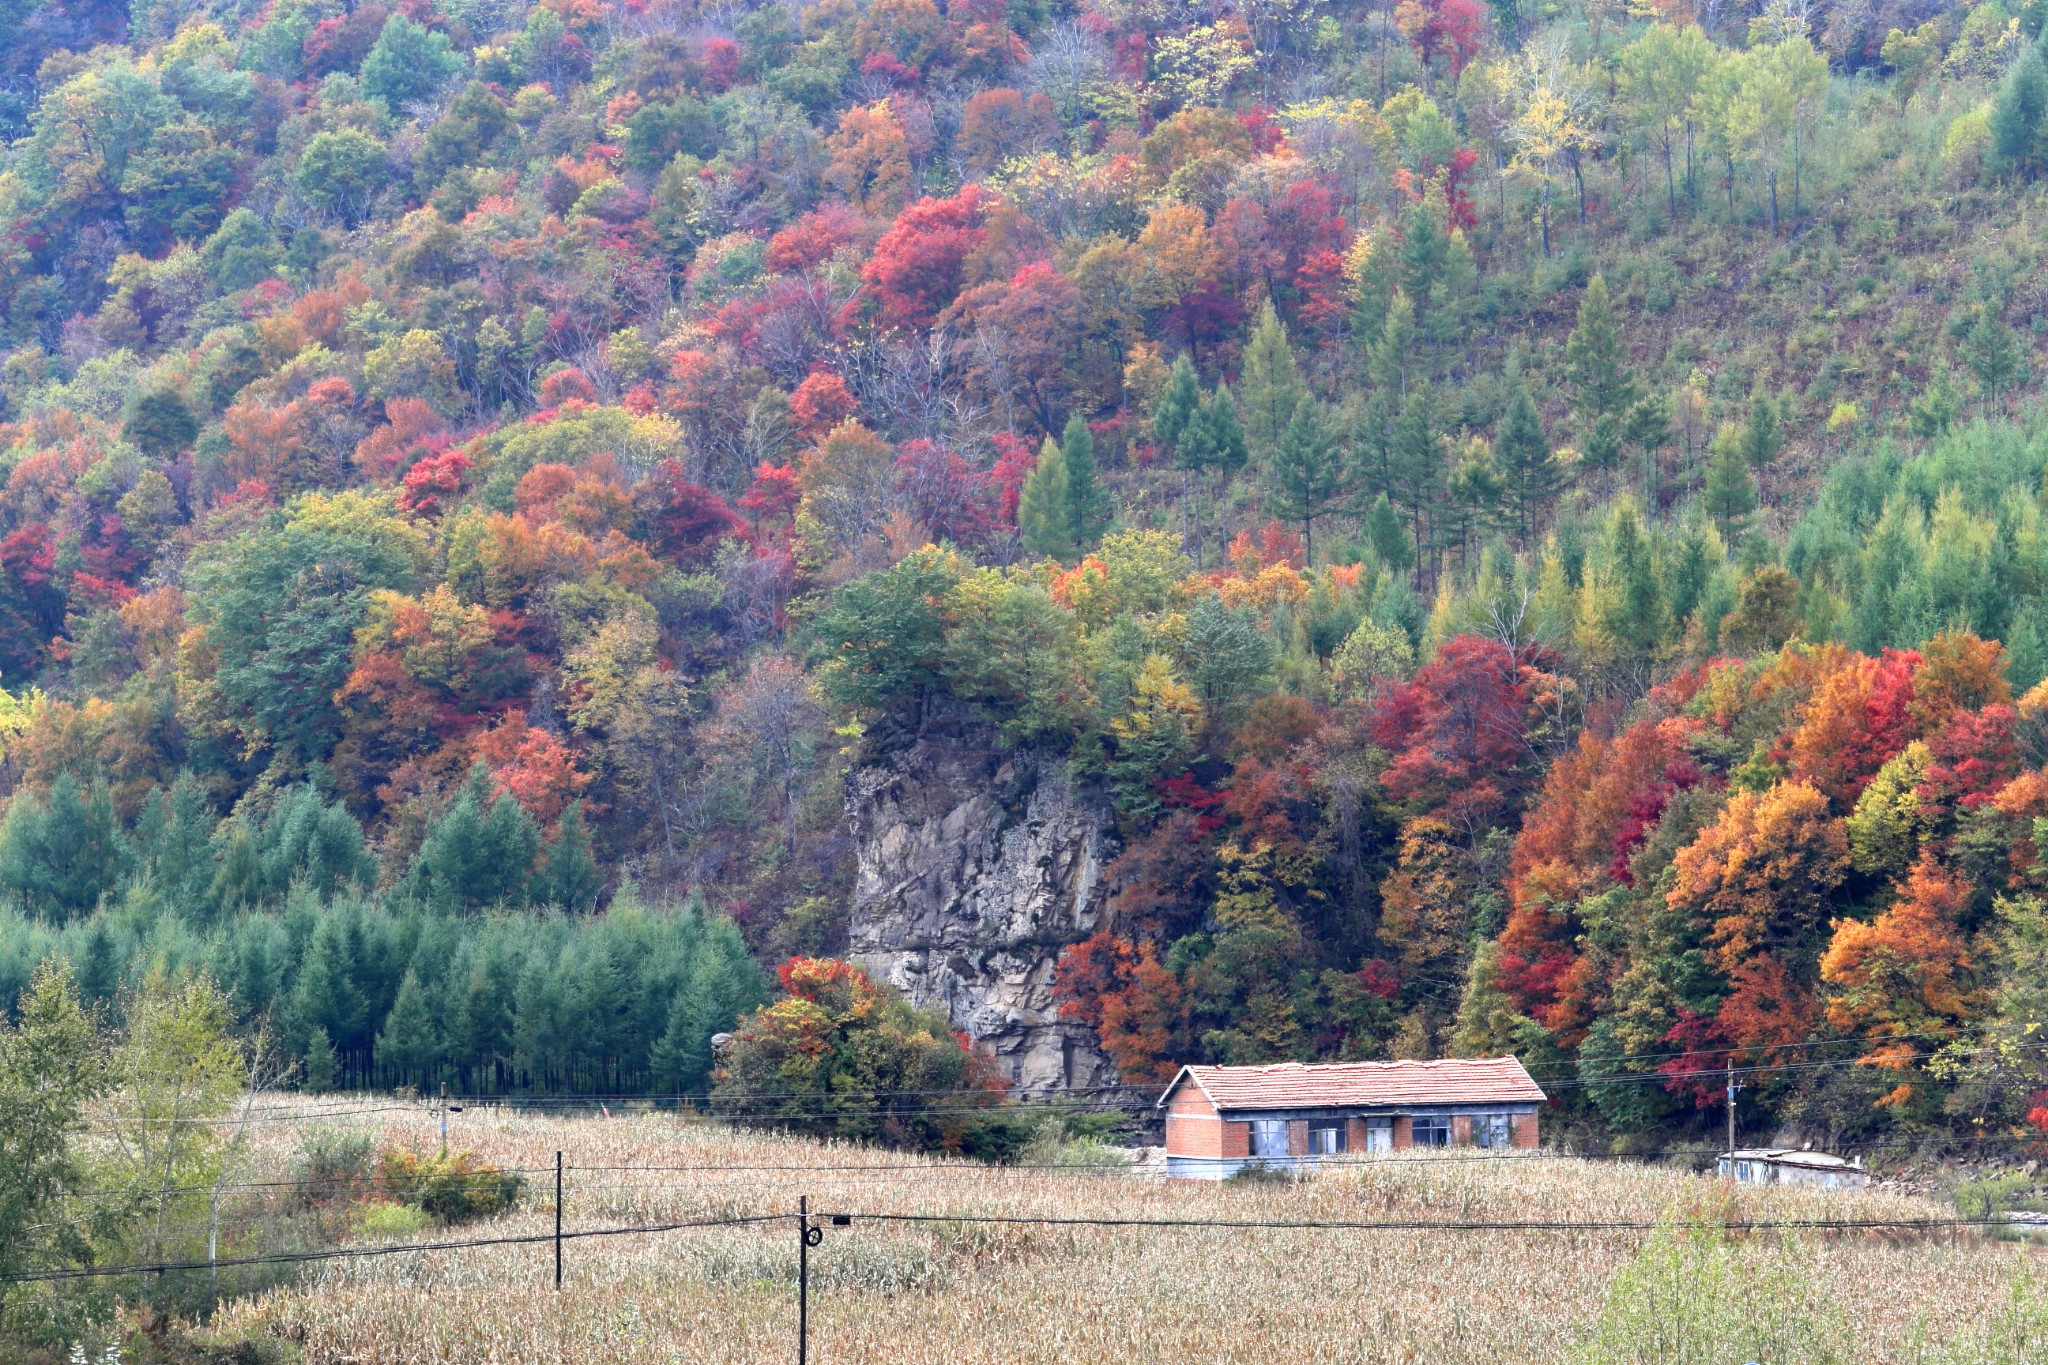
<box><xmin>2</xmin><ymin>1204</ymin><xmax>2019</xmax><ymax>1288</ymax></box>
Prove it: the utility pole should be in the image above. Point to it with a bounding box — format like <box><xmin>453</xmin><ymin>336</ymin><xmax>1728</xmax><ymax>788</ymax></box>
<box><xmin>433</xmin><ymin>1083</ymin><xmax>462</xmax><ymax>1155</ymax></box>
<box><xmin>798</xmin><ymin>1195</ymin><xmax>811</xmax><ymax>1365</ymax></box>
<box><xmin>1724</xmin><ymin>1063</ymin><xmax>1745</xmax><ymax>1176</ymax></box>
<box><xmin>554</xmin><ymin>1151</ymin><xmax>563</xmax><ymax>1290</ymax></box>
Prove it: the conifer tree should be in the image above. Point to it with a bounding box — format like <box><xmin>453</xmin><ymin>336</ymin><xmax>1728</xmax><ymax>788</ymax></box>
<box><xmin>1179</xmin><ymin>385</ymin><xmax>1248</xmax><ymax>561</ymax></box>
<box><xmin>1369</xmin><ymin>291</ymin><xmax>1419</xmax><ymax>401</ymax></box>
<box><xmin>0</xmin><ymin>774</ymin><xmax>134</xmax><ymax>922</ymax></box>
<box><xmin>410</xmin><ymin>766</ymin><xmax>542</xmax><ymax>912</ymax></box>
<box><xmin>1991</xmin><ymin>39</ymin><xmax>2048</xmax><ymax>175</ymax></box>
<box><xmin>1564</xmin><ymin>275</ymin><xmax>1638</xmax><ymax>426</ymax></box>
<box><xmin>1265</xmin><ymin>395</ymin><xmax>1349</xmax><ymax>564</ymax></box>
<box><xmin>1017</xmin><ymin>438</ymin><xmax>1076</xmax><ymax>559</ymax></box>
<box><xmin>1150</xmin><ymin>354</ymin><xmax>1202</xmax><ymax>460</ymax></box>
<box><xmin>1602</xmin><ymin>501</ymin><xmax>1667</xmax><ymax>655</ymax></box>
<box><xmin>1908</xmin><ymin>363</ymin><xmax>1963</xmax><ymax>438</ymax></box>
<box><xmin>1739</xmin><ymin>394</ymin><xmax>1783</xmax><ymax>470</ymax></box>
<box><xmin>303</xmin><ymin>1025</ymin><xmax>338</xmax><ymax>1091</ymax></box>
<box><xmin>1366</xmin><ymin>492</ymin><xmax>1414</xmax><ymax>571</ymax></box>
<box><xmin>1190</xmin><ymin>385</ymin><xmax>1250</xmax><ymax>478</ymax></box>
<box><xmin>1389</xmin><ymin>391</ymin><xmax>1442</xmax><ymax>573</ymax></box>
<box><xmin>537</xmin><ymin>801</ymin><xmax>602</xmax><ymax>912</ymax></box>
<box><xmin>1239</xmin><ymin>300</ymin><xmax>1304</xmax><ymax>463</ymax></box>
<box><xmin>1703</xmin><ymin>436</ymin><xmax>1758</xmax><ymax>541</ymax></box>
<box><xmin>1495</xmin><ymin>378</ymin><xmax>1563</xmax><ymax>543</ymax></box>
<box><xmin>1964</xmin><ymin>308</ymin><xmax>2025</xmax><ymax>409</ymax></box>
<box><xmin>375</xmin><ymin>969</ymin><xmax>439</xmax><ymax>1089</ymax></box>
<box><xmin>1624</xmin><ymin>392</ymin><xmax>1673</xmax><ymax>508</ymax></box>
<box><xmin>1061</xmin><ymin>413</ymin><xmax>1112</xmax><ymax>549</ymax></box>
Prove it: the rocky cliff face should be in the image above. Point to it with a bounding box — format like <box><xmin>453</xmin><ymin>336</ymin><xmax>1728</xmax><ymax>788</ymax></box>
<box><xmin>845</xmin><ymin>703</ymin><xmax>1119</xmax><ymax>1096</ymax></box>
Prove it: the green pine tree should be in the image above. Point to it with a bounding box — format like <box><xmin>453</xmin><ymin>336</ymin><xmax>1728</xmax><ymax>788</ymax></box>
<box><xmin>1964</xmin><ymin>307</ymin><xmax>2025</xmax><ymax>409</ymax></box>
<box><xmin>303</xmin><ymin>1024</ymin><xmax>338</xmax><ymax>1092</ymax></box>
<box><xmin>538</xmin><ymin>801</ymin><xmax>602</xmax><ymax>913</ymax></box>
<box><xmin>1602</xmin><ymin>501</ymin><xmax>1667</xmax><ymax>655</ymax></box>
<box><xmin>1564</xmin><ymin>274</ymin><xmax>1638</xmax><ymax>425</ymax></box>
<box><xmin>1189</xmin><ymin>384</ymin><xmax>1250</xmax><ymax>478</ymax></box>
<box><xmin>1991</xmin><ymin>39</ymin><xmax>2048</xmax><ymax>174</ymax></box>
<box><xmin>1739</xmin><ymin>394</ymin><xmax>1783</xmax><ymax>470</ymax></box>
<box><xmin>1265</xmin><ymin>395</ymin><xmax>1349</xmax><ymax>564</ymax></box>
<box><xmin>0</xmin><ymin>774</ymin><xmax>135</xmax><ymax>922</ymax></box>
<box><xmin>1366</xmin><ymin>492</ymin><xmax>1414</xmax><ymax>572</ymax></box>
<box><xmin>1703</xmin><ymin>435</ymin><xmax>1757</xmax><ymax>541</ymax></box>
<box><xmin>1907</xmin><ymin>362</ymin><xmax>1963</xmax><ymax>439</ymax></box>
<box><xmin>1151</xmin><ymin>354</ymin><xmax>1202</xmax><ymax>460</ymax></box>
<box><xmin>375</xmin><ymin>968</ymin><xmax>440</xmax><ymax>1090</ymax></box>
<box><xmin>1368</xmin><ymin>291</ymin><xmax>1419</xmax><ymax>401</ymax></box>
<box><xmin>1239</xmin><ymin>300</ymin><xmax>1304</xmax><ymax>463</ymax></box>
<box><xmin>409</xmin><ymin>766</ymin><xmax>542</xmax><ymax>912</ymax></box>
<box><xmin>1060</xmin><ymin>413</ymin><xmax>1112</xmax><ymax>549</ymax></box>
<box><xmin>1495</xmin><ymin>376</ymin><xmax>1563</xmax><ymax>543</ymax></box>
<box><xmin>1017</xmin><ymin>437</ymin><xmax>1076</xmax><ymax>559</ymax></box>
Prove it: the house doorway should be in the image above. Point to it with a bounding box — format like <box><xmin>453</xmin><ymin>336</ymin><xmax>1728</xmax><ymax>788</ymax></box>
<box><xmin>1365</xmin><ymin>1118</ymin><xmax>1392</xmax><ymax>1154</ymax></box>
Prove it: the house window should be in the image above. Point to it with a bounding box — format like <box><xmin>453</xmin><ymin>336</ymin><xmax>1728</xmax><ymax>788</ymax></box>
<box><xmin>1474</xmin><ymin>1113</ymin><xmax>1512</xmax><ymax>1149</ymax></box>
<box><xmin>1251</xmin><ymin>1119</ymin><xmax>1290</xmax><ymax>1158</ymax></box>
<box><xmin>1308</xmin><ymin>1123</ymin><xmax>1345</xmax><ymax>1155</ymax></box>
<box><xmin>1411</xmin><ymin>1115</ymin><xmax>1451</xmax><ymax>1146</ymax></box>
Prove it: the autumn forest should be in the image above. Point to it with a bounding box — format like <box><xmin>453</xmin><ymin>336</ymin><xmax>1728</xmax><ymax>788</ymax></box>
<box><xmin>4</xmin><ymin>0</ymin><xmax>2048</xmax><ymax>1181</ymax></box>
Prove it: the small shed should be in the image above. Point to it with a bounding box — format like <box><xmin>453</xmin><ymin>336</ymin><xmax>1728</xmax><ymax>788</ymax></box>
<box><xmin>1717</xmin><ymin>1148</ymin><xmax>1868</xmax><ymax>1190</ymax></box>
<box><xmin>1157</xmin><ymin>1057</ymin><xmax>1547</xmax><ymax>1180</ymax></box>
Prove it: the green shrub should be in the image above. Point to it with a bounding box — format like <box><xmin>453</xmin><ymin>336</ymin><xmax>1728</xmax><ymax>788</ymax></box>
<box><xmin>350</xmin><ymin>1200</ymin><xmax>432</xmax><ymax>1241</ymax></box>
<box><xmin>1572</xmin><ymin>1221</ymin><xmax>1848</xmax><ymax>1365</ymax></box>
<box><xmin>290</xmin><ymin>1128</ymin><xmax>377</xmax><ymax>1209</ymax></box>
<box><xmin>374</xmin><ymin>1148</ymin><xmax>523</xmax><ymax>1223</ymax></box>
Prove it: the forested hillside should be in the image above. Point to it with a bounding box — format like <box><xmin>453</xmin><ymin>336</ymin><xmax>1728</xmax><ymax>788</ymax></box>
<box><xmin>5</xmin><ymin>0</ymin><xmax>2048</xmax><ymax>1150</ymax></box>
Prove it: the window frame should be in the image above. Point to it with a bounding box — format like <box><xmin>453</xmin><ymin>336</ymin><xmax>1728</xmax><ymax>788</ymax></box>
<box><xmin>1411</xmin><ymin>1114</ymin><xmax>1452</xmax><ymax>1147</ymax></box>
<box><xmin>1473</xmin><ymin>1112</ymin><xmax>1513</xmax><ymax>1149</ymax></box>
<box><xmin>1308</xmin><ymin>1123</ymin><xmax>1345</xmax><ymax>1155</ymax></box>
<box><xmin>1250</xmin><ymin>1119</ymin><xmax>1290</xmax><ymax>1158</ymax></box>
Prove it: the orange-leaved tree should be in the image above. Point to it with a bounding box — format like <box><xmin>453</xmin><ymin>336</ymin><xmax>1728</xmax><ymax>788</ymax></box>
<box><xmin>711</xmin><ymin>957</ymin><xmax>1012</xmax><ymax>1153</ymax></box>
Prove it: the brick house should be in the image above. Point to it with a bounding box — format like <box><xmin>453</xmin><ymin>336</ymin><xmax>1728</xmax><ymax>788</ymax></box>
<box><xmin>1157</xmin><ymin>1057</ymin><xmax>1547</xmax><ymax>1179</ymax></box>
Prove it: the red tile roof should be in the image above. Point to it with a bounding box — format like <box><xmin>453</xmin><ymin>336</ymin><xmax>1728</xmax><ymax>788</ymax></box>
<box><xmin>1160</xmin><ymin>1057</ymin><xmax>1546</xmax><ymax>1111</ymax></box>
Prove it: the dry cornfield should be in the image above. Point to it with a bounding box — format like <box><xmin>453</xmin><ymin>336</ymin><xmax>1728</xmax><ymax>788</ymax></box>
<box><xmin>210</xmin><ymin>1103</ymin><xmax>2042</xmax><ymax>1364</ymax></box>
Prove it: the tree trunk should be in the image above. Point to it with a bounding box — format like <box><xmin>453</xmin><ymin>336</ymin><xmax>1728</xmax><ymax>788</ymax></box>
<box><xmin>1540</xmin><ymin>180</ymin><xmax>1552</xmax><ymax>257</ymax></box>
<box><xmin>1792</xmin><ymin>129</ymin><xmax>1802</xmax><ymax>228</ymax></box>
<box><xmin>1767</xmin><ymin>166</ymin><xmax>1779</xmax><ymax>235</ymax></box>
<box><xmin>1664</xmin><ymin>137</ymin><xmax>1676</xmax><ymax>220</ymax></box>
<box><xmin>1572</xmin><ymin>154</ymin><xmax>1587</xmax><ymax>225</ymax></box>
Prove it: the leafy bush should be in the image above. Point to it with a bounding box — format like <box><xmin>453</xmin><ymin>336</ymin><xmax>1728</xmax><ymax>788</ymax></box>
<box><xmin>373</xmin><ymin>1149</ymin><xmax>522</xmax><ymax>1224</ymax></box>
<box><xmin>289</xmin><ymin>1128</ymin><xmax>377</xmax><ymax>1210</ymax></box>
<box><xmin>1572</xmin><ymin>1221</ymin><xmax>1849</xmax><ymax>1365</ymax></box>
<box><xmin>350</xmin><ymin>1200</ymin><xmax>432</xmax><ymax>1241</ymax></box>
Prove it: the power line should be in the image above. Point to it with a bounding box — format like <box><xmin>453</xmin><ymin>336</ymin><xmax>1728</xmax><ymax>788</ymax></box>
<box><xmin>816</xmin><ymin>1210</ymin><xmax>2018</xmax><ymax>1234</ymax></box>
<box><xmin>3</xmin><ymin>1205</ymin><xmax>2016</xmax><ymax>1288</ymax></box>
<box><xmin>0</xmin><ymin>1211</ymin><xmax>791</xmax><ymax>1286</ymax></box>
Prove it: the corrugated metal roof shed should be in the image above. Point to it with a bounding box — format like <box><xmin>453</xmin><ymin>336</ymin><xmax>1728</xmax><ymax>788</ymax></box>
<box><xmin>1158</xmin><ymin>1057</ymin><xmax>1547</xmax><ymax>1111</ymax></box>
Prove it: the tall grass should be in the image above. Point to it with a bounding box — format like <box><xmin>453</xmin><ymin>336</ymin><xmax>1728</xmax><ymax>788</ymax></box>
<box><xmin>204</xmin><ymin>1101</ymin><xmax>2033</xmax><ymax>1363</ymax></box>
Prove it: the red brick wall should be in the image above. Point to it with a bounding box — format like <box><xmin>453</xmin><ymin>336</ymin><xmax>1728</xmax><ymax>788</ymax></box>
<box><xmin>1451</xmin><ymin>1115</ymin><xmax>1472</xmax><ymax>1145</ymax></box>
<box><xmin>1164</xmin><ymin>1084</ymin><xmax>1222</xmax><ymax>1158</ymax></box>
<box><xmin>1346</xmin><ymin>1117</ymin><xmax>1370</xmax><ymax>1151</ymax></box>
<box><xmin>1221</xmin><ymin>1119</ymin><xmax>1249</xmax><ymax>1158</ymax></box>
<box><xmin>1511</xmin><ymin>1112</ymin><xmax>1540</xmax><ymax>1149</ymax></box>
<box><xmin>1288</xmin><ymin>1120</ymin><xmax>1308</xmax><ymax>1156</ymax></box>
<box><xmin>1391</xmin><ymin>1115</ymin><xmax>1412</xmax><ymax>1151</ymax></box>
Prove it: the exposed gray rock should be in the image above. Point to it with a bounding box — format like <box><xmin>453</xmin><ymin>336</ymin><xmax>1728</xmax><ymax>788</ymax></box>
<box><xmin>845</xmin><ymin>703</ymin><xmax>1119</xmax><ymax>1096</ymax></box>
